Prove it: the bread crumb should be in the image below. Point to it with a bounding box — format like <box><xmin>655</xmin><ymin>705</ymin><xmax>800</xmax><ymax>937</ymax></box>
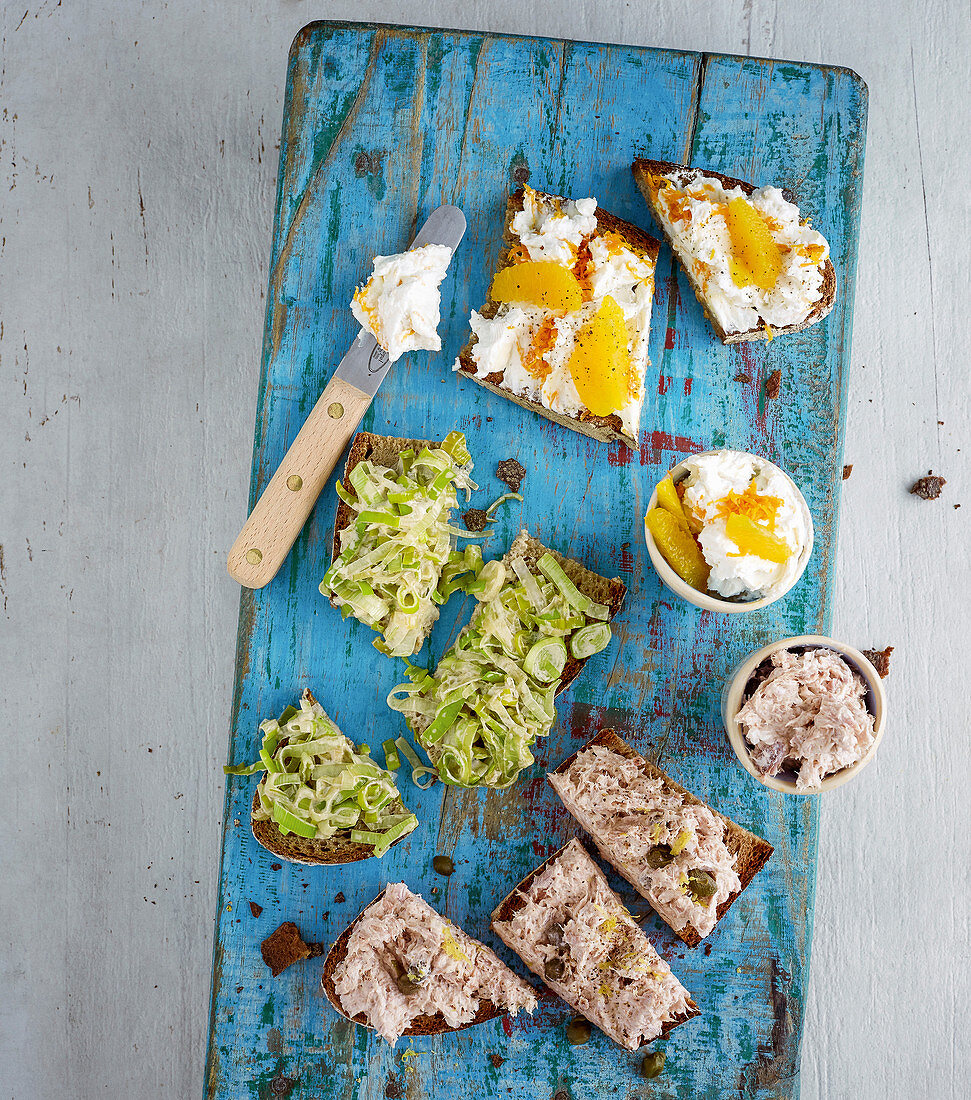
<box><xmin>862</xmin><ymin>647</ymin><xmax>893</xmax><ymax>678</ymax></box>
<box><xmin>489</xmin><ymin>1054</ymin><xmax>505</xmax><ymax>1068</ymax></box>
<box><xmin>842</xmin><ymin>464</ymin><xmax>853</xmax><ymax>480</ymax></box>
<box><xmin>334</xmin><ymin>892</ymin><xmax>345</xmax><ymax>904</ymax></box>
<box><xmin>463</xmin><ymin>508</ymin><xmax>488</xmax><ymax>532</ymax></box>
<box><xmin>910</xmin><ymin>474</ymin><xmax>946</xmax><ymax>500</ymax></box>
<box><xmin>261</xmin><ymin>921</ymin><xmax>316</xmax><ymax>977</ymax></box>
<box><xmin>733</xmin><ymin>372</ymin><xmax>751</xmax><ymax>384</ymax></box>
<box><xmin>249</xmin><ymin>901</ymin><xmax>263</xmax><ymax>918</ymax></box>
<box><xmin>496</xmin><ymin>458</ymin><xmax>526</xmax><ymax>493</ymax></box>
<box><xmin>764</xmin><ymin>369</ymin><xmax>782</xmax><ymax>399</ymax></box>
<box><xmin>270</xmin><ymin>863</ymin><xmax>282</xmax><ymax>871</ymax></box>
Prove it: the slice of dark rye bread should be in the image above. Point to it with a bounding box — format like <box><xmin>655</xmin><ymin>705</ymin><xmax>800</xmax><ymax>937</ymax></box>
<box><xmin>631</xmin><ymin>158</ymin><xmax>837</xmax><ymax>344</ymax></box>
<box><xmin>454</xmin><ymin>187</ymin><xmax>660</xmax><ymax>447</ymax></box>
<box><xmin>490</xmin><ymin>839</ymin><xmax>700</xmax><ymax>1042</ymax></box>
<box><xmin>321</xmin><ymin>886</ymin><xmax>510</xmax><ymax>1036</ymax></box>
<box><xmin>407</xmin><ymin>530</ymin><xmax>627</xmax><ymax>743</ymax></box>
<box><xmin>330</xmin><ymin>430</ymin><xmax>443</xmax><ymax>570</ymax></box>
<box><xmin>250</xmin><ymin>691</ymin><xmax>412</xmax><ymax>867</ymax></box>
<box><xmin>551</xmin><ymin>729</ymin><xmax>773</xmax><ymax>948</ymax></box>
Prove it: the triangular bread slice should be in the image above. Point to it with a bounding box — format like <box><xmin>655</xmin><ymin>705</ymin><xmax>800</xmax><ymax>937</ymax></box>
<box><xmin>491</xmin><ymin>838</ymin><xmax>699</xmax><ymax>1048</ymax></box>
<box><xmin>455</xmin><ymin>187</ymin><xmax>660</xmax><ymax>446</ymax></box>
<box><xmin>407</xmin><ymin>530</ymin><xmax>627</xmax><ymax>746</ymax></box>
<box><xmin>322</xmin><ymin>884</ymin><xmax>536</xmax><ymax>1039</ymax></box>
<box><xmin>550</xmin><ymin>729</ymin><xmax>773</xmax><ymax>947</ymax></box>
<box><xmin>250</xmin><ymin>691</ymin><xmax>413</xmax><ymax>867</ymax></box>
<box><xmin>631</xmin><ymin>158</ymin><xmax>836</xmax><ymax>344</ymax></box>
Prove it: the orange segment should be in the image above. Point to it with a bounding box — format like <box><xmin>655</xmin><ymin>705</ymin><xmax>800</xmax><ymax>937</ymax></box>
<box><xmin>726</xmin><ymin>197</ymin><xmax>784</xmax><ymax>290</ymax></box>
<box><xmin>724</xmin><ymin>513</ymin><xmax>791</xmax><ymax>563</ymax></box>
<box><xmin>567</xmin><ymin>296</ymin><xmax>631</xmax><ymax>417</ymax></box>
<box><xmin>490</xmin><ymin>261</ymin><xmax>582</xmax><ymax>312</ymax></box>
<box><xmin>646</xmin><ymin>508</ymin><xmax>710</xmax><ymax>591</ymax></box>
<box><xmin>656</xmin><ymin>474</ymin><xmax>690</xmax><ymax>532</ymax></box>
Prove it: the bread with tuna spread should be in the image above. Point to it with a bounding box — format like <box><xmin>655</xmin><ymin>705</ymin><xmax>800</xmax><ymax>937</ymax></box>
<box><xmin>491</xmin><ymin>838</ymin><xmax>699</xmax><ymax>1050</ymax></box>
<box><xmin>322</xmin><ymin>883</ymin><xmax>536</xmax><ymax>1043</ymax></box>
<box><xmin>549</xmin><ymin>729</ymin><xmax>773</xmax><ymax>947</ymax></box>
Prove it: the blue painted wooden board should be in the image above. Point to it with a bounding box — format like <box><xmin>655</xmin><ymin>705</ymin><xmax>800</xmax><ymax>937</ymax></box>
<box><xmin>205</xmin><ymin>21</ymin><xmax>866</xmax><ymax>1100</ymax></box>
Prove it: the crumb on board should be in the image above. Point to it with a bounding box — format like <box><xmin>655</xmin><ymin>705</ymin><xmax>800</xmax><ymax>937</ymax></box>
<box><xmin>842</xmin><ymin>464</ymin><xmax>853</xmax><ymax>480</ymax></box>
<box><xmin>910</xmin><ymin>473</ymin><xmax>946</xmax><ymax>500</ymax></box>
<box><xmin>497</xmin><ymin>458</ymin><xmax>526</xmax><ymax>493</ymax></box>
<box><xmin>334</xmin><ymin>892</ymin><xmax>345</xmax><ymax>904</ymax></box>
<box><xmin>261</xmin><ymin>921</ymin><xmax>320</xmax><ymax>977</ymax></box>
<box><xmin>764</xmin><ymin>369</ymin><xmax>782</xmax><ymax>399</ymax></box>
<box><xmin>249</xmin><ymin>901</ymin><xmax>263</xmax><ymax>918</ymax></box>
<box><xmin>489</xmin><ymin>1054</ymin><xmax>505</xmax><ymax>1068</ymax></box>
<box><xmin>734</xmin><ymin>371</ymin><xmax>751</xmax><ymax>384</ymax></box>
<box><xmin>270</xmin><ymin>863</ymin><xmax>282</xmax><ymax>871</ymax></box>
<box><xmin>463</xmin><ymin>508</ymin><xmax>488</xmax><ymax>532</ymax></box>
<box><xmin>862</xmin><ymin>647</ymin><xmax>893</xmax><ymax>678</ymax></box>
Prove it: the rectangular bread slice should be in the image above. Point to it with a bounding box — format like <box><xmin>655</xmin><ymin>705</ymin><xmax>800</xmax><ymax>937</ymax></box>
<box><xmin>455</xmin><ymin>186</ymin><xmax>660</xmax><ymax>446</ymax></box>
<box><xmin>549</xmin><ymin>729</ymin><xmax>773</xmax><ymax>947</ymax></box>
<box><xmin>491</xmin><ymin>838</ymin><xmax>699</xmax><ymax>1050</ymax></box>
<box><xmin>631</xmin><ymin>158</ymin><xmax>836</xmax><ymax>344</ymax></box>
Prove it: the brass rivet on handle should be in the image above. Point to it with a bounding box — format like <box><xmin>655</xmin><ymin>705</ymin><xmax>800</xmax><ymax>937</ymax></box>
<box><xmin>327</xmin><ymin>402</ymin><xmax>344</xmax><ymax>419</ymax></box>
<box><xmin>245</xmin><ymin>548</ymin><xmax>263</xmax><ymax>565</ymax></box>
<box><xmin>286</xmin><ymin>474</ymin><xmax>303</xmax><ymax>492</ymax></box>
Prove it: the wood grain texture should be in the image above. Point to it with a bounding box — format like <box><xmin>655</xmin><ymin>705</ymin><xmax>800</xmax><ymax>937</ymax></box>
<box><xmin>206</xmin><ymin>21</ymin><xmax>862</xmax><ymax>1100</ymax></box>
<box><xmin>1</xmin><ymin>4</ymin><xmax>968</xmax><ymax>1100</ymax></box>
<box><xmin>228</xmin><ymin>374</ymin><xmax>372</xmax><ymax>588</ymax></box>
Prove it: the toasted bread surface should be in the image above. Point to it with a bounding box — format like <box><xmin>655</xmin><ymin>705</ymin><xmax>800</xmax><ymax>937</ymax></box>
<box><xmin>456</xmin><ymin>189</ymin><xmax>660</xmax><ymax>446</ymax></box>
<box><xmin>321</xmin><ymin>887</ymin><xmax>506</xmax><ymax>1036</ymax></box>
<box><xmin>552</xmin><ymin>729</ymin><xmax>773</xmax><ymax>947</ymax></box>
<box><xmin>631</xmin><ymin>158</ymin><xmax>837</xmax><ymax>344</ymax></box>
<box><xmin>490</xmin><ymin>839</ymin><xmax>699</xmax><ymax>1042</ymax></box>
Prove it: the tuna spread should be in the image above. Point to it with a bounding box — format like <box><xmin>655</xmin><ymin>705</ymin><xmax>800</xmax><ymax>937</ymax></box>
<box><xmin>491</xmin><ymin>839</ymin><xmax>695</xmax><ymax>1050</ymax></box>
<box><xmin>679</xmin><ymin>450</ymin><xmax>809</xmax><ymax>599</ymax></box>
<box><xmin>351</xmin><ymin>244</ymin><xmax>453</xmax><ymax>363</ymax></box>
<box><xmin>331</xmin><ymin>882</ymin><xmax>536</xmax><ymax>1044</ymax></box>
<box><xmin>548</xmin><ymin>746</ymin><xmax>740</xmax><ymax>939</ymax></box>
<box><xmin>736</xmin><ymin>647</ymin><xmax>876</xmax><ymax>790</ymax></box>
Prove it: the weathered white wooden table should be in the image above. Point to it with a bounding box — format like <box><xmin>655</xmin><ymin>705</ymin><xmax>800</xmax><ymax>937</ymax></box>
<box><xmin>1</xmin><ymin>2</ymin><xmax>967</xmax><ymax>1098</ymax></box>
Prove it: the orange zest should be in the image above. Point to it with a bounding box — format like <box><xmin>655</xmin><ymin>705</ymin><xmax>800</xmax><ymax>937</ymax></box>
<box><xmin>572</xmin><ymin>240</ymin><xmax>595</xmax><ymax>301</ymax></box>
<box><xmin>714</xmin><ymin>478</ymin><xmax>783</xmax><ymax>530</ymax></box>
<box><xmin>523</xmin><ymin>317</ymin><xmax>558</xmax><ymax>383</ymax></box>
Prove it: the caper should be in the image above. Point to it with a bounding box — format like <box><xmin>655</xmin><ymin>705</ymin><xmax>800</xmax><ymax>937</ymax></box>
<box><xmin>565</xmin><ymin>1018</ymin><xmax>591</xmax><ymax>1045</ymax></box>
<box><xmin>687</xmin><ymin>869</ymin><xmax>716</xmax><ymax>902</ymax></box>
<box><xmin>639</xmin><ymin>1051</ymin><xmax>665</xmax><ymax>1078</ymax></box>
<box><xmin>646</xmin><ymin>844</ymin><xmax>674</xmax><ymax>869</ymax></box>
<box><xmin>544</xmin><ymin>956</ymin><xmax>566</xmax><ymax>981</ymax></box>
<box><xmin>432</xmin><ymin>854</ymin><xmax>455</xmax><ymax>876</ymax></box>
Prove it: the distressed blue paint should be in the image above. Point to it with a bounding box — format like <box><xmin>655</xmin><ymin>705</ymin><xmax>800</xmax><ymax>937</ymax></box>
<box><xmin>205</xmin><ymin>22</ymin><xmax>867</xmax><ymax>1100</ymax></box>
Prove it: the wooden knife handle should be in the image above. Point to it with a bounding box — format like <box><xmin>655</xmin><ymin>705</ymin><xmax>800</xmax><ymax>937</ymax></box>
<box><xmin>227</xmin><ymin>376</ymin><xmax>372</xmax><ymax>589</ymax></box>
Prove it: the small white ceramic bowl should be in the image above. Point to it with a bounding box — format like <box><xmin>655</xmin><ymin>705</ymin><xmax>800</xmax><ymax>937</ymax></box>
<box><xmin>722</xmin><ymin>635</ymin><xmax>887</xmax><ymax>794</ymax></box>
<box><xmin>643</xmin><ymin>449</ymin><xmax>814</xmax><ymax>613</ymax></box>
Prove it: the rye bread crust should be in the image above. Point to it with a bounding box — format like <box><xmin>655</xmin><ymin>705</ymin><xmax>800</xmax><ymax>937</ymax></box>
<box><xmin>631</xmin><ymin>158</ymin><xmax>837</xmax><ymax>344</ymax></box>
<box><xmin>455</xmin><ymin>188</ymin><xmax>660</xmax><ymax>446</ymax></box>
<box><xmin>249</xmin><ymin>690</ymin><xmax>412</xmax><ymax>867</ymax></box>
<box><xmin>321</xmin><ymin>886</ymin><xmax>507</xmax><ymax>1036</ymax></box>
<box><xmin>552</xmin><ymin>729</ymin><xmax>773</xmax><ymax>947</ymax></box>
<box><xmin>490</xmin><ymin>839</ymin><xmax>700</xmax><ymax>1043</ymax></box>
<box><xmin>408</xmin><ymin>530</ymin><xmax>626</xmax><ymax>744</ymax></box>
